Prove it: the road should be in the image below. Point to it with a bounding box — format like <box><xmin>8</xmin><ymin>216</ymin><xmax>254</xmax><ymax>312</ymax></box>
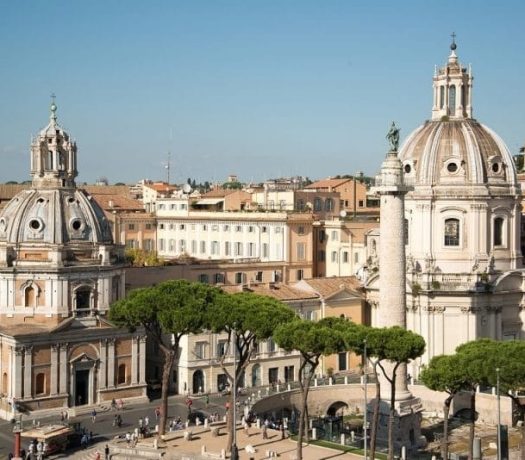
<box><xmin>0</xmin><ymin>392</ymin><xmax>237</xmax><ymax>459</ymax></box>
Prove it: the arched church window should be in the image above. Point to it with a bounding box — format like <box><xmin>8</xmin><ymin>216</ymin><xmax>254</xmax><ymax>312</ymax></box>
<box><xmin>444</xmin><ymin>218</ymin><xmax>460</xmax><ymax>246</ymax></box>
<box><xmin>314</xmin><ymin>198</ymin><xmax>322</xmax><ymax>212</ymax></box>
<box><xmin>449</xmin><ymin>85</ymin><xmax>456</xmax><ymax>116</ymax></box>
<box><xmin>494</xmin><ymin>217</ymin><xmax>504</xmax><ymax>246</ymax></box>
<box><xmin>117</xmin><ymin>364</ymin><xmax>127</xmax><ymax>385</ymax></box>
<box><xmin>25</xmin><ymin>286</ymin><xmax>36</xmax><ymax>307</ymax></box>
<box><xmin>35</xmin><ymin>373</ymin><xmax>46</xmax><ymax>395</ymax></box>
<box><xmin>440</xmin><ymin>86</ymin><xmax>445</xmax><ymax>109</ymax></box>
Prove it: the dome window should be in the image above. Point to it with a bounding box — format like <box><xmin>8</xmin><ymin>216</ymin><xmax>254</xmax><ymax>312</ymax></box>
<box><xmin>404</xmin><ymin>164</ymin><xmax>412</xmax><ymax>174</ymax></box>
<box><xmin>29</xmin><ymin>219</ymin><xmax>43</xmax><ymax>231</ymax></box>
<box><xmin>37</xmin><ymin>198</ymin><xmax>45</xmax><ymax>204</ymax></box>
<box><xmin>492</xmin><ymin>163</ymin><xmax>500</xmax><ymax>173</ymax></box>
<box><xmin>67</xmin><ymin>197</ymin><xmax>76</xmax><ymax>204</ymax></box>
<box><xmin>447</xmin><ymin>162</ymin><xmax>458</xmax><ymax>173</ymax></box>
<box><xmin>0</xmin><ymin>218</ymin><xmax>6</xmax><ymax>232</ymax></box>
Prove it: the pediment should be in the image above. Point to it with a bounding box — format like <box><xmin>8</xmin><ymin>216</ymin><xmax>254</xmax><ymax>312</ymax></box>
<box><xmin>70</xmin><ymin>352</ymin><xmax>96</xmax><ymax>364</ymax></box>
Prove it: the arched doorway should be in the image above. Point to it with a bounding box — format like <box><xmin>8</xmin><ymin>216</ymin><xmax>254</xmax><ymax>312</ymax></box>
<box><xmin>327</xmin><ymin>401</ymin><xmax>349</xmax><ymax>417</ymax></box>
<box><xmin>251</xmin><ymin>364</ymin><xmax>261</xmax><ymax>387</ymax></box>
<box><xmin>192</xmin><ymin>370</ymin><xmax>204</xmax><ymax>394</ymax></box>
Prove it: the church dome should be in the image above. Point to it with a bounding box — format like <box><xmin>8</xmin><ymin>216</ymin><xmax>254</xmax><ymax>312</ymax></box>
<box><xmin>0</xmin><ymin>101</ymin><xmax>113</xmax><ymax>246</ymax></box>
<box><xmin>0</xmin><ymin>188</ymin><xmax>112</xmax><ymax>245</ymax></box>
<box><xmin>399</xmin><ymin>118</ymin><xmax>517</xmax><ymax>188</ymax></box>
<box><xmin>399</xmin><ymin>39</ymin><xmax>518</xmax><ymax>191</ymax></box>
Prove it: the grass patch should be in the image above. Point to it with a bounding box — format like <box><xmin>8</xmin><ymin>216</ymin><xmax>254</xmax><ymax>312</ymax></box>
<box><xmin>290</xmin><ymin>436</ymin><xmax>388</xmax><ymax>459</ymax></box>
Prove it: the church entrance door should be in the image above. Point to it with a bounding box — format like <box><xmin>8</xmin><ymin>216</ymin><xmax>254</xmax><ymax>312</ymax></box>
<box><xmin>75</xmin><ymin>369</ymin><xmax>90</xmax><ymax>406</ymax></box>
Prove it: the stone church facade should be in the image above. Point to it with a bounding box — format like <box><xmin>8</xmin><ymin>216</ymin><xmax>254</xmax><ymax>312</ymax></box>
<box><xmin>0</xmin><ymin>102</ymin><xmax>147</xmax><ymax>418</ymax></box>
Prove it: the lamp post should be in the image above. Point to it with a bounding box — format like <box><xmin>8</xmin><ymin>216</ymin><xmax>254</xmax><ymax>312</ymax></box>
<box><xmin>363</xmin><ymin>339</ymin><xmax>368</xmax><ymax>460</ymax></box>
<box><xmin>231</xmin><ymin>329</ymin><xmax>239</xmax><ymax>460</ymax></box>
<box><xmin>496</xmin><ymin>367</ymin><xmax>501</xmax><ymax>460</ymax></box>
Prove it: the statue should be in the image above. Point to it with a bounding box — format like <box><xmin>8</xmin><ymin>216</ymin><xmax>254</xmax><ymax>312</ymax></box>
<box><xmin>386</xmin><ymin>121</ymin><xmax>400</xmax><ymax>152</ymax></box>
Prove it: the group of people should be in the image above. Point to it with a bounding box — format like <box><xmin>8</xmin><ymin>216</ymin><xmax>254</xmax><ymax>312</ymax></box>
<box><xmin>80</xmin><ymin>429</ymin><xmax>94</xmax><ymax>449</ymax></box>
<box><xmin>110</xmin><ymin>398</ymin><xmax>125</xmax><ymax>411</ymax></box>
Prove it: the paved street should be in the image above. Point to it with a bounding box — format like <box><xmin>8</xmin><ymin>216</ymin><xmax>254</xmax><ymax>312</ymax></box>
<box><xmin>0</xmin><ymin>392</ymin><xmax>234</xmax><ymax>460</ymax></box>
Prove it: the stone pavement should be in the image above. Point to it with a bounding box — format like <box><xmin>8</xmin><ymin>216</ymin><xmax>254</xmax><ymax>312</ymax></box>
<box><xmin>64</xmin><ymin>424</ymin><xmax>365</xmax><ymax>460</ymax></box>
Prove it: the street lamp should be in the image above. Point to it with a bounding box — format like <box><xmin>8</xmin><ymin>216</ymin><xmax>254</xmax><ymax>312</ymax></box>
<box><xmin>231</xmin><ymin>329</ymin><xmax>239</xmax><ymax>460</ymax></box>
<box><xmin>496</xmin><ymin>367</ymin><xmax>501</xmax><ymax>460</ymax></box>
<box><xmin>363</xmin><ymin>339</ymin><xmax>368</xmax><ymax>460</ymax></box>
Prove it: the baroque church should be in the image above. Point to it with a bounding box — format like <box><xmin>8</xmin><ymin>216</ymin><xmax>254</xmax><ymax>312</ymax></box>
<box><xmin>0</xmin><ymin>102</ymin><xmax>147</xmax><ymax>418</ymax></box>
<box><xmin>365</xmin><ymin>39</ymin><xmax>524</xmax><ymax>376</ymax></box>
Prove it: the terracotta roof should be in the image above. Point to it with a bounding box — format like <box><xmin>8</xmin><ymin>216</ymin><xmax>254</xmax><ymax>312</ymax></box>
<box><xmin>305</xmin><ymin>178</ymin><xmax>352</xmax><ymax>189</ymax></box>
<box><xmin>202</xmin><ymin>188</ymin><xmax>233</xmax><ymax>198</ymax></box>
<box><xmin>89</xmin><ymin>193</ymin><xmax>145</xmax><ymax>212</ymax></box>
<box><xmin>220</xmin><ymin>283</ymin><xmax>318</xmax><ymax>302</ymax></box>
<box><xmin>83</xmin><ymin>185</ymin><xmax>131</xmax><ymax>196</ymax></box>
<box><xmin>144</xmin><ymin>183</ymin><xmax>177</xmax><ymax>193</ymax></box>
<box><xmin>296</xmin><ymin>276</ymin><xmax>363</xmax><ymax>298</ymax></box>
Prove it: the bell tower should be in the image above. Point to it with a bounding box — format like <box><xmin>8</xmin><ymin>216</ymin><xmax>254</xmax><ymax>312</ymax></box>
<box><xmin>31</xmin><ymin>96</ymin><xmax>78</xmax><ymax>189</ymax></box>
<box><xmin>431</xmin><ymin>34</ymin><xmax>473</xmax><ymax>120</ymax></box>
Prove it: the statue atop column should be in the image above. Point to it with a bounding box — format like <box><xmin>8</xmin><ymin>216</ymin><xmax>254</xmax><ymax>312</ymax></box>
<box><xmin>386</xmin><ymin>121</ymin><xmax>400</xmax><ymax>152</ymax></box>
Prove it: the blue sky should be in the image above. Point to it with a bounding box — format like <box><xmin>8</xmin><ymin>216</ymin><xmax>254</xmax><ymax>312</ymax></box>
<box><xmin>0</xmin><ymin>1</ymin><xmax>524</xmax><ymax>184</ymax></box>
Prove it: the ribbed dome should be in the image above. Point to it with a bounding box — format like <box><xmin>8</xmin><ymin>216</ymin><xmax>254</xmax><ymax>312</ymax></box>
<box><xmin>399</xmin><ymin>119</ymin><xmax>518</xmax><ymax>189</ymax></box>
<box><xmin>0</xmin><ymin>188</ymin><xmax>113</xmax><ymax>245</ymax></box>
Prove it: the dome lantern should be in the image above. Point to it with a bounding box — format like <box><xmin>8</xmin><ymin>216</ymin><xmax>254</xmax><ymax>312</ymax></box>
<box><xmin>431</xmin><ymin>34</ymin><xmax>473</xmax><ymax>121</ymax></box>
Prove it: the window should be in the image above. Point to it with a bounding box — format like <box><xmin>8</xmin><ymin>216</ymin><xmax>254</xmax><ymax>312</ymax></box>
<box><xmin>211</xmin><ymin>241</ymin><xmax>219</xmax><ymax>255</ymax></box>
<box><xmin>234</xmin><ymin>242</ymin><xmax>243</xmax><ymax>256</ymax></box>
<box><xmin>319</xmin><ymin>230</ymin><xmax>325</xmax><ymax>242</ymax></box>
<box><xmin>235</xmin><ymin>272</ymin><xmax>246</xmax><ymax>284</ymax></box>
<box><xmin>296</xmin><ymin>242</ymin><xmax>305</xmax><ymax>260</ymax></box>
<box><xmin>181</xmin><ymin>203</ymin><xmax>187</xmax><ymax>210</ymax></box>
<box><xmin>225</xmin><ymin>241</ymin><xmax>231</xmax><ymax>256</ymax></box>
<box><xmin>261</xmin><ymin>226</ymin><xmax>268</xmax><ymax>233</ymax></box>
<box><xmin>325</xmin><ymin>198</ymin><xmax>334</xmax><ymax>211</ymax></box>
<box><xmin>143</xmin><ymin>239</ymin><xmax>154</xmax><ymax>251</ymax></box>
<box><xmin>444</xmin><ymin>218</ymin><xmax>460</xmax><ymax>246</ymax></box>
<box><xmin>247</xmin><ymin>243</ymin><xmax>255</xmax><ymax>257</ymax></box>
<box><xmin>235</xmin><ymin>225</ymin><xmax>242</xmax><ymax>232</ymax></box>
<box><xmin>212</xmin><ymin>225</ymin><xmax>219</xmax><ymax>231</ymax></box>
<box><xmin>449</xmin><ymin>85</ymin><xmax>456</xmax><ymax>116</ymax></box>
<box><xmin>75</xmin><ymin>287</ymin><xmax>91</xmax><ymax>316</ymax></box>
<box><xmin>338</xmin><ymin>352</ymin><xmax>347</xmax><ymax>371</ymax></box>
<box><xmin>262</xmin><ymin>243</ymin><xmax>269</xmax><ymax>258</ymax></box>
<box><xmin>314</xmin><ymin>197</ymin><xmax>322</xmax><ymax>211</ymax></box>
<box><xmin>179</xmin><ymin>239</ymin><xmax>185</xmax><ymax>251</ymax></box>
<box><xmin>440</xmin><ymin>86</ymin><xmax>445</xmax><ymax>109</ymax></box>
<box><xmin>158</xmin><ymin>204</ymin><xmax>165</xmax><ymax>210</ymax></box>
<box><xmin>35</xmin><ymin>373</ymin><xmax>46</xmax><ymax>395</ymax></box>
<box><xmin>358</xmin><ymin>200</ymin><xmax>364</xmax><ymax>207</ymax></box>
<box><xmin>159</xmin><ymin>239</ymin><xmax>165</xmax><ymax>251</ymax></box>
<box><xmin>494</xmin><ymin>217</ymin><xmax>504</xmax><ymax>246</ymax></box>
<box><xmin>343</xmin><ymin>251</ymin><xmax>349</xmax><ymax>263</ymax></box>
<box><xmin>128</xmin><ymin>224</ymin><xmax>135</xmax><ymax>230</ymax></box>
<box><xmin>255</xmin><ymin>271</ymin><xmax>263</xmax><ymax>282</ymax></box>
<box><xmin>145</xmin><ymin>223</ymin><xmax>152</xmax><ymax>230</ymax></box>
<box><xmin>248</xmin><ymin>226</ymin><xmax>254</xmax><ymax>233</ymax></box>
<box><xmin>202</xmin><ymin>225</ymin><xmax>207</xmax><ymax>231</ymax></box>
<box><xmin>198</xmin><ymin>274</ymin><xmax>209</xmax><ymax>284</ymax></box>
<box><xmin>331</xmin><ymin>231</ymin><xmax>338</xmax><ymax>241</ymax></box>
<box><xmin>279</xmin><ymin>200</ymin><xmax>286</xmax><ymax>209</ymax></box>
<box><xmin>169</xmin><ymin>224</ymin><xmax>174</xmax><ymax>230</ymax></box>
<box><xmin>267</xmin><ymin>338</ymin><xmax>276</xmax><ymax>353</ymax></box>
<box><xmin>331</xmin><ymin>251</ymin><xmax>338</xmax><ymax>263</ymax></box>
<box><xmin>319</xmin><ymin>250</ymin><xmax>325</xmax><ymax>262</ymax></box>
<box><xmin>275</xmin><ymin>227</ymin><xmax>281</xmax><ymax>234</ymax></box>
<box><xmin>159</xmin><ymin>223</ymin><xmax>165</xmax><ymax>230</ymax></box>
<box><xmin>297</xmin><ymin>269</ymin><xmax>304</xmax><ymax>281</ymax></box>
<box><xmin>180</xmin><ymin>224</ymin><xmax>185</xmax><ymax>230</ymax></box>
<box><xmin>223</xmin><ymin>225</ymin><xmax>230</xmax><ymax>231</ymax></box>
<box><xmin>200</xmin><ymin>241</ymin><xmax>206</xmax><ymax>254</ymax></box>
<box><xmin>217</xmin><ymin>341</ymin><xmax>228</xmax><ymax>358</ymax></box>
<box><xmin>298</xmin><ymin>226</ymin><xmax>305</xmax><ymax>235</ymax></box>
<box><xmin>168</xmin><ymin>239</ymin><xmax>175</xmax><ymax>251</ymax></box>
<box><xmin>214</xmin><ymin>273</ymin><xmax>225</xmax><ymax>284</ymax></box>
<box><xmin>195</xmin><ymin>342</ymin><xmax>206</xmax><ymax>359</ymax></box>
<box><xmin>354</xmin><ymin>252</ymin><xmax>359</xmax><ymax>263</ymax></box>
<box><xmin>170</xmin><ymin>204</ymin><xmax>176</xmax><ymax>210</ymax></box>
<box><xmin>297</xmin><ymin>200</ymin><xmax>305</xmax><ymax>211</ymax></box>
<box><xmin>191</xmin><ymin>240</ymin><xmax>197</xmax><ymax>254</ymax></box>
<box><xmin>117</xmin><ymin>364</ymin><xmax>126</xmax><ymax>384</ymax></box>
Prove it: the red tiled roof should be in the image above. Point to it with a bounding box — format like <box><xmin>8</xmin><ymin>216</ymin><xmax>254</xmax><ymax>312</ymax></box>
<box><xmin>305</xmin><ymin>178</ymin><xmax>352</xmax><ymax>189</ymax></box>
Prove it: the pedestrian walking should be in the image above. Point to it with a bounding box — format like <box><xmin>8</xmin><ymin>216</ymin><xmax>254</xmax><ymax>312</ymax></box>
<box><xmin>154</xmin><ymin>407</ymin><xmax>160</xmax><ymax>420</ymax></box>
<box><xmin>262</xmin><ymin>423</ymin><xmax>268</xmax><ymax>440</ymax></box>
<box><xmin>94</xmin><ymin>451</ymin><xmax>101</xmax><ymax>460</ymax></box>
<box><xmin>205</xmin><ymin>394</ymin><xmax>209</xmax><ymax>407</ymax></box>
<box><xmin>144</xmin><ymin>415</ymin><xmax>150</xmax><ymax>427</ymax></box>
<box><xmin>104</xmin><ymin>444</ymin><xmax>110</xmax><ymax>460</ymax></box>
<box><xmin>91</xmin><ymin>408</ymin><xmax>97</xmax><ymax>423</ymax></box>
<box><xmin>138</xmin><ymin>417</ymin><xmax>143</xmax><ymax>428</ymax></box>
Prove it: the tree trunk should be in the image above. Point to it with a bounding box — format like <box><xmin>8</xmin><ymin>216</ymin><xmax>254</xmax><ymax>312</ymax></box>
<box><xmin>387</xmin><ymin>373</ymin><xmax>397</xmax><ymax>460</ymax></box>
<box><xmin>442</xmin><ymin>395</ymin><xmax>453</xmax><ymax>460</ymax></box>
<box><xmin>159</xmin><ymin>349</ymin><xmax>176</xmax><ymax>436</ymax></box>
<box><xmin>297</xmin><ymin>381</ymin><xmax>311</xmax><ymax>460</ymax></box>
<box><xmin>370</xmin><ymin>364</ymin><xmax>381</xmax><ymax>460</ymax></box>
<box><xmin>468</xmin><ymin>390</ymin><xmax>476</xmax><ymax>460</ymax></box>
<box><xmin>225</xmin><ymin>392</ymin><xmax>234</xmax><ymax>454</ymax></box>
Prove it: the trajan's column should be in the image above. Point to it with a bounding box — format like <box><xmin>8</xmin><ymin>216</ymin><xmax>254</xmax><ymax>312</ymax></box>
<box><xmin>371</xmin><ymin>123</ymin><xmax>423</xmax><ymax>450</ymax></box>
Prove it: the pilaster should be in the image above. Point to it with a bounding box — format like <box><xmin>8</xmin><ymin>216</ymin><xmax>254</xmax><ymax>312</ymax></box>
<box><xmin>107</xmin><ymin>338</ymin><xmax>115</xmax><ymax>388</ymax></box>
<box><xmin>12</xmin><ymin>347</ymin><xmax>23</xmax><ymax>399</ymax></box>
<box><xmin>50</xmin><ymin>344</ymin><xmax>59</xmax><ymax>395</ymax></box>
<box><xmin>23</xmin><ymin>347</ymin><xmax>33</xmax><ymax>399</ymax></box>
<box><xmin>131</xmin><ymin>336</ymin><xmax>138</xmax><ymax>385</ymax></box>
<box><xmin>139</xmin><ymin>336</ymin><xmax>147</xmax><ymax>384</ymax></box>
<box><xmin>99</xmin><ymin>339</ymin><xmax>107</xmax><ymax>390</ymax></box>
<box><xmin>59</xmin><ymin>343</ymin><xmax>68</xmax><ymax>394</ymax></box>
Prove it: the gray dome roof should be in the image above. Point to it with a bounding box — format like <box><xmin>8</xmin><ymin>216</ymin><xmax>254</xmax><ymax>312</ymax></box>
<box><xmin>0</xmin><ymin>188</ymin><xmax>113</xmax><ymax>245</ymax></box>
<box><xmin>399</xmin><ymin>119</ymin><xmax>518</xmax><ymax>189</ymax></box>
